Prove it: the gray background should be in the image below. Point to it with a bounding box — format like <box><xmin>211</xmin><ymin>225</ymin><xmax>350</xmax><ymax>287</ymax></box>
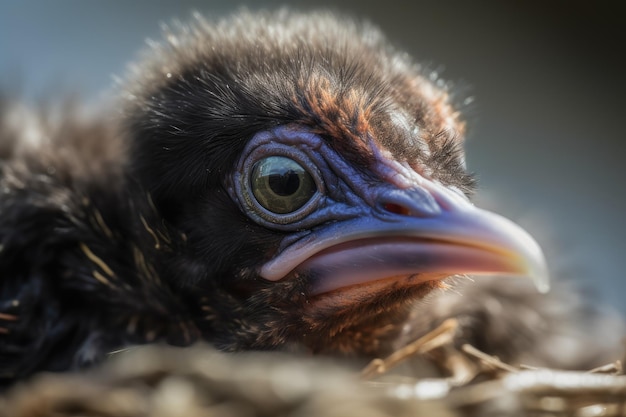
<box><xmin>1</xmin><ymin>1</ymin><xmax>625</xmax><ymax>314</ymax></box>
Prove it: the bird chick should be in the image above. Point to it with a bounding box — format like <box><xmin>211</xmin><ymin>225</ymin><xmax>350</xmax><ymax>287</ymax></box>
<box><xmin>0</xmin><ymin>10</ymin><xmax>618</xmax><ymax>387</ymax></box>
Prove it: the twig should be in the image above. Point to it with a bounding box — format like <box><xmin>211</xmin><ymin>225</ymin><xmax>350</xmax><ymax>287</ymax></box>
<box><xmin>361</xmin><ymin>318</ymin><xmax>458</xmax><ymax>379</ymax></box>
<box><xmin>588</xmin><ymin>361</ymin><xmax>623</xmax><ymax>375</ymax></box>
<box><xmin>461</xmin><ymin>344</ymin><xmax>519</xmax><ymax>374</ymax></box>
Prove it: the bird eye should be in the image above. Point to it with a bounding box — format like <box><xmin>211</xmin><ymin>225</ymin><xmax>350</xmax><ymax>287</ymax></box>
<box><xmin>250</xmin><ymin>156</ymin><xmax>317</xmax><ymax>214</ymax></box>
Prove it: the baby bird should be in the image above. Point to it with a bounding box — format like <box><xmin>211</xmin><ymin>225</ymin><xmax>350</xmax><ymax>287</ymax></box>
<box><xmin>0</xmin><ymin>10</ymin><xmax>620</xmax><ymax>387</ymax></box>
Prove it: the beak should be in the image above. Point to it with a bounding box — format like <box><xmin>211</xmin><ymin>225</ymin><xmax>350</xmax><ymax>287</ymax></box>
<box><xmin>259</xmin><ymin>176</ymin><xmax>549</xmax><ymax>296</ymax></box>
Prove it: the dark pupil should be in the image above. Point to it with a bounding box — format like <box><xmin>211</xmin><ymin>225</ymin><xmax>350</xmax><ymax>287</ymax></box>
<box><xmin>268</xmin><ymin>171</ymin><xmax>300</xmax><ymax>196</ymax></box>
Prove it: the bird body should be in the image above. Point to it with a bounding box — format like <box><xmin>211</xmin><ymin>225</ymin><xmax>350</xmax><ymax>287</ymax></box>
<box><xmin>0</xmin><ymin>10</ymin><xmax>621</xmax><ymax>388</ymax></box>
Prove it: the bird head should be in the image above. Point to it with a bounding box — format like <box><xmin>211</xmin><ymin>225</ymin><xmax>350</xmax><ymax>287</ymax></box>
<box><xmin>122</xmin><ymin>11</ymin><xmax>548</xmax><ymax>355</ymax></box>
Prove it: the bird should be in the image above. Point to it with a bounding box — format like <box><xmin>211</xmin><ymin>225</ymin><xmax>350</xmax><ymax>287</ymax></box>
<box><xmin>0</xmin><ymin>9</ymin><xmax>621</xmax><ymax>389</ymax></box>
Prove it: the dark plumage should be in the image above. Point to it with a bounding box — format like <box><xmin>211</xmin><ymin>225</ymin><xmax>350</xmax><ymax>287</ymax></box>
<box><xmin>0</xmin><ymin>10</ymin><xmax>621</xmax><ymax>388</ymax></box>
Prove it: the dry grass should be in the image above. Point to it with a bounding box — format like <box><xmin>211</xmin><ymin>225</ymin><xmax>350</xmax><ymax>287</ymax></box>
<box><xmin>2</xmin><ymin>320</ymin><xmax>625</xmax><ymax>417</ymax></box>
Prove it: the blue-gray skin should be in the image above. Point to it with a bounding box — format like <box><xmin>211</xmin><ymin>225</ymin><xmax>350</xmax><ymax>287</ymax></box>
<box><xmin>229</xmin><ymin>125</ymin><xmax>546</xmax><ymax>298</ymax></box>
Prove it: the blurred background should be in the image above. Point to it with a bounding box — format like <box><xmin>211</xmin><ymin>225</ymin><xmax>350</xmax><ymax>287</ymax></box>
<box><xmin>1</xmin><ymin>1</ymin><xmax>625</xmax><ymax>314</ymax></box>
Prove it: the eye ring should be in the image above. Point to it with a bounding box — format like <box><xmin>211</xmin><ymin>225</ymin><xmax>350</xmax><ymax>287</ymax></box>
<box><xmin>235</xmin><ymin>144</ymin><xmax>324</xmax><ymax>227</ymax></box>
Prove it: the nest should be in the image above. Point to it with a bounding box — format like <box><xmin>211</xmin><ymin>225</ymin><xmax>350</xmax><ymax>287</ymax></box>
<box><xmin>2</xmin><ymin>319</ymin><xmax>624</xmax><ymax>417</ymax></box>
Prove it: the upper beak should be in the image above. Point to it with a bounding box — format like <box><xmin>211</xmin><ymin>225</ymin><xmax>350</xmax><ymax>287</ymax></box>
<box><xmin>259</xmin><ymin>175</ymin><xmax>549</xmax><ymax>296</ymax></box>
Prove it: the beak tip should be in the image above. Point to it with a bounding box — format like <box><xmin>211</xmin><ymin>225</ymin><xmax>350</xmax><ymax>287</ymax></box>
<box><xmin>528</xmin><ymin>251</ymin><xmax>550</xmax><ymax>294</ymax></box>
<box><xmin>535</xmin><ymin>276</ymin><xmax>551</xmax><ymax>294</ymax></box>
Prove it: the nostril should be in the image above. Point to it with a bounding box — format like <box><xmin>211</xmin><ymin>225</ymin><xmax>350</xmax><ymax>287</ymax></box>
<box><xmin>377</xmin><ymin>188</ymin><xmax>441</xmax><ymax>218</ymax></box>
<box><xmin>382</xmin><ymin>202</ymin><xmax>411</xmax><ymax>216</ymax></box>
